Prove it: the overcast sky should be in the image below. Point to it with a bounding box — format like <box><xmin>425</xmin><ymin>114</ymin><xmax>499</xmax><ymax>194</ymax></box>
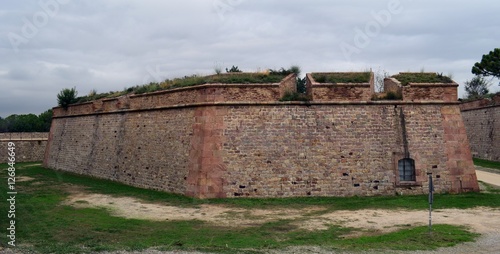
<box><xmin>1</xmin><ymin>0</ymin><xmax>499</xmax><ymax>118</ymax></box>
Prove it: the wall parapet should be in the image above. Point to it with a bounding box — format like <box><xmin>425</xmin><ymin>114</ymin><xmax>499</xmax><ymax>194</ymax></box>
<box><xmin>383</xmin><ymin>74</ymin><xmax>459</xmax><ymax>102</ymax></box>
<box><xmin>306</xmin><ymin>72</ymin><xmax>374</xmax><ymax>101</ymax></box>
<box><xmin>460</xmin><ymin>94</ymin><xmax>500</xmax><ymax>111</ymax></box>
<box><xmin>52</xmin><ymin>100</ymin><xmax>460</xmax><ymax>119</ymax></box>
<box><xmin>402</xmin><ymin>83</ymin><xmax>458</xmax><ymax>102</ymax></box>
<box><xmin>53</xmin><ymin>74</ymin><xmax>296</xmax><ymax>118</ymax></box>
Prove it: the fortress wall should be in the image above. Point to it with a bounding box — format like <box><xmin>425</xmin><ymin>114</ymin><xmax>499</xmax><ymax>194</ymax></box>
<box><xmin>218</xmin><ymin>104</ymin><xmax>476</xmax><ymax>197</ymax></box>
<box><xmin>45</xmin><ymin>102</ymin><xmax>478</xmax><ymax>198</ymax></box>
<box><xmin>45</xmin><ymin>108</ymin><xmax>196</xmax><ymax>194</ymax></box>
<box><xmin>43</xmin><ymin>77</ymin><xmax>479</xmax><ymax>198</ymax></box>
<box><xmin>460</xmin><ymin>95</ymin><xmax>500</xmax><ymax>162</ymax></box>
<box><xmin>0</xmin><ymin>132</ymin><xmax>48</xmax><ymax>163</ymax></box>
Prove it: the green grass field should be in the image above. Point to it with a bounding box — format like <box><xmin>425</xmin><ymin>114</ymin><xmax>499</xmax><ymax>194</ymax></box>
<box><xmin>1</xmin><ymin>163</ymin><xmax>496</xmax><ymax>253</ymax></box>
<box><xmin>474</xmin><ymin>158</ymin><xmax>500</xmax><ymax>171</ymax></box>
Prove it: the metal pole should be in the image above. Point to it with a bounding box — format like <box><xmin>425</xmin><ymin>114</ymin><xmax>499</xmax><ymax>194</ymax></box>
<box><xmin>429</xmin><ymin>202</ymin><xmax>432</xmax><ymax>234</ymax></box>
<box><xmin>427</xmin><ymin>173</ymin><xmax>433</xmax><ymax>234</ymax></box>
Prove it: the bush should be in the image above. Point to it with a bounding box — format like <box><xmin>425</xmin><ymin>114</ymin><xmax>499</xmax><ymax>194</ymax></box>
<box><xmin>280</xmin><ymin>91</ymin><xmax>310</xmax><ymax>102</ymax></box>
<box><xmin>226</xmin><ymin>65</ymin><xmax>242</xmax><ymax>73</ymax></box>
<box><xmin>372</xmin><ymin>92</ymin><xmax>402</xmax><ymax>101</ymax></box>
<box><xmin>385</xmin><ymin>91</ymin><xmax>402</xmax><ymax>100</ymax></box>
<box><xmin>57</xmin><ymin>87</ymin><xmax>78</xmax><ymax>109</ymax></box>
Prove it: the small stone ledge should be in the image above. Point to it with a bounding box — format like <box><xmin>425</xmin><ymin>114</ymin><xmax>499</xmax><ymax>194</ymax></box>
<box><xmin>0</xmin><ymin>138</ymin><xmax>48</xmax><ymax>141</ymax></box>
<box><xmin>395</xmin><ymin>182</ymin><xmax>423</xmax><ymax>188</ymax></box>
<box><xmin>405</xmin><ymin>82</ymin><xmax>459</xmax><ymax>87</ymax></box>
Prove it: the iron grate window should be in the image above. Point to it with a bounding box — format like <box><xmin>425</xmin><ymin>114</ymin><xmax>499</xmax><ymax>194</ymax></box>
<box><xmin>398</xmin><ymin>158</ymin><xmax>416</xmax><ymax>181</ymax></box>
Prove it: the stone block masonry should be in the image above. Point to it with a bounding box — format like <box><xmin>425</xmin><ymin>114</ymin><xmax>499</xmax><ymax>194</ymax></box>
<box><xmin>220</xmin><ymin>104</ymin><xmax>477</xmax><ymax>197</ymax></box>
<box><xmin>45</xmin><ymin>110</ymin><xmax>194</xmax><ymax>193</ymax></box>
<box><xmin>460</xmin><ymin>94</ymin><xmax>500</xmax><ymax>162</ymax></box>
<box><xmin>0</xmin><ymin>132</ymin><xmax>48</xmax><ymax>163</ymax></box>
<box><xmin>44</xmin><ymin>72</ymin><xmax>479</xmax><ymax>198</ymax></box>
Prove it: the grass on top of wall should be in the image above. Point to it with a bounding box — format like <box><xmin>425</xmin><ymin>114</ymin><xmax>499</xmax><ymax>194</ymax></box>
<box><xmin>312</xmin><ymin>72</ymin><xmax>371</xmax><ymax>84</ymax></box>
<box><xmin>76</xmin><ymin>71</ymin><xmax>290</xmax><ymax>103</ymax></box>
<box><xmin>391</xmin><ymin>72</ymin><xmax>453</xmax><ymax>86</ymax></box>
<box><xmin>0</xmin><ymin>163</ymin><xmax>493</xmax><ymax>253</ymax></box>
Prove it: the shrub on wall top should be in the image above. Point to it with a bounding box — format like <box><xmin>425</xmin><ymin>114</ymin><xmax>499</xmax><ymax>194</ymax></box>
<box><xmin>57</xmin><ymin>87</ymin><xmax>78</xmax><ymax>109</ymax></box>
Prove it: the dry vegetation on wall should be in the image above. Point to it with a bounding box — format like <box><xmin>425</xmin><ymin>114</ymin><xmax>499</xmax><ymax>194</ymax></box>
<box><xmin>312</xmin><ymin>72</ymin><xmax>371</xmax><ymax>83</ymax></box>
<box><xmin>76</xmin><ymin>68</ymin><xmax>296</xmax><ymax>103</ymax></box>
<box><xmin>392</xmin><ymin>72</ymin><xmax>453</xmax><ymax>86</ymax></box>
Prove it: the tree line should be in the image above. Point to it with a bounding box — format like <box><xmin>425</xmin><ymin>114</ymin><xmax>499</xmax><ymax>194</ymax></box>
<box><xmin>0</xmin><ymin>109</ymin><xmax>52</xmax><ymax>133</ymax></box>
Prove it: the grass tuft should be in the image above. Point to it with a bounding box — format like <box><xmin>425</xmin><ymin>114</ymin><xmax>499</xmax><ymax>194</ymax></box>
<box><xmin>312</xmin><ymin>72</ymin><xmax>371</xmax><ymax>83</ymax></box>
<box><xmin>392</xmin><ymin>72</ymin><xmax>453</xmax><ymax>86</ymax></box>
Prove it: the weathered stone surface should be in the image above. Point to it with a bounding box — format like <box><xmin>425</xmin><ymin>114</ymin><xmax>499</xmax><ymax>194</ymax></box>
<box><xmin>402</xmin><ymin>84</ymin><xmax>458</xmax><ymax>102</ymax></box>
<box><xmin>306</xmin><ymin>73</ymin><xmax>374</xmax><ymax>101</ymax></box>
<box><xmin>0</xmin><ymin>132</ymin><xmax>48</xmax><ymax>163</ymax></box>
<box><xmin>44</xmin><ymin>75</ymin><xmax>479</xmax><ymax>198</ymax></box>
<box><xmin>460</xmin><ymin>94</ymin><xmax>500</xmax><ymax>162</ymax></box>
<box><xmin>45</xmin><ymin>109</ymin><xmax>194</xmax><ymax>194</ymax></box>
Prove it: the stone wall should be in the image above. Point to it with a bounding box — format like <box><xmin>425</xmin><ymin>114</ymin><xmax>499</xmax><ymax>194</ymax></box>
<box><xmin>402</xmin><ymin>83</ymin><xmax>458</xmax><ymax>102</ymax></box>
<box><xmin>382</xmin><ymin>77</ymin><xmax>458</xmax><ymax>102</ymax></box>
<box><xmin>383</xmin><ymin>78</ymin><xmax>402</xmax><ymax>96</ymax></box>
<box><xmin>45</xmin><ymin>109</ymin><xmax>195</xmax><ymax>193</ymax></box>
<box><xmin>0</xmin><ymin>133</ymin><xmax>48</xmax><ymax>163</ymax></box>
<box><xmin>52</xmin><ymin>74</ymin><xmax>296</xmax><ymax>118</ymax></box>
<box><xmin>44</xmin><ymin>74</ymin><xmax>479</xmax><ymax>198</ymax></box>
<box><xmin>218</xmin><ymin>103</ymin><xmax>477</xmax><ymax>197</ymax></box>
<box><xmin>306</xmin><ymin>73</ymin><xmax>374</xmax><ymax>101</ymax></box>
<box><xmin>460</xmin><ymin>94</ymin><xmax>500</xmax><ymax>162</ymax></box>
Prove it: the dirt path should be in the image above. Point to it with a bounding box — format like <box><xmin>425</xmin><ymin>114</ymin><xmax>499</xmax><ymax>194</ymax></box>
<box><xmin>62</xmin><ymin>167</ymin><xmax>500</xmax><ymax>254</ymax></box>
<box><xmin>62</xmin><ymin>192</ymin><xmax>500</xmax><ymax>254</ymax></box>
<box><xmin>64</xmin><ymin>193</ymin><xmax>500</xmax><ymax>234</ymax></box>
<box><xmin>476</xmin><ymin>169</ymin><xmax>500</xmax><ymax>187</ymax></box>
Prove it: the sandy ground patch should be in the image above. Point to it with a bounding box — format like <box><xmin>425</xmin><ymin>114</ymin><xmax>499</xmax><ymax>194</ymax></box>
<box><xmin>476</xmin><ymin>169</ymin><xmax>500</xmax><ymax>187</ymax></box>
<box><xmin>297</xmin><ymin>207</ymin><xmax>500</xmax><ymax>234</ymax></box>
<box><xmin>16</xmin><ymin>176</ymin><xmax>35</xmax><ymax>182</ymax></box>
<box><xmin>63</xmin><ymin>193</ymin><xmax>320</xmax><ymax>227</ymax></box>
<box><xmin>63</xmin><ymin>192</ymin><xmax>500</xmax><ymax>236</ymax></box>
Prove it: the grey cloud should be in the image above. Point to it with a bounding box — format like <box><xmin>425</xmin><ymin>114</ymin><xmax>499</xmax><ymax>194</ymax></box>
<box><xmin>0</xmin><ymin>0</ymin><xmax>499</xmax><ymax>117</ymax></box>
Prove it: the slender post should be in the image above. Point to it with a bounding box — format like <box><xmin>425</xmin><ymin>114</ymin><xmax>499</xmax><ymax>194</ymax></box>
<box><xmin>427</xmin><ymin>173</ymin><xmax>433</xmax><ymax>234</ymax></box>
<box><xmin>429</xmin><ymin>201</ymin><xmax>432</xmax><ymax>233</ymax></box>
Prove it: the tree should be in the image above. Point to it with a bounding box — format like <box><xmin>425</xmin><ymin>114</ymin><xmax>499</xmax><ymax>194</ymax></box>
<box><xmin>297</xmin><ymin>77</ymin><xmax>306</xmax><ymax>94</ymax></box>
<box><xmin>472</xmin><ymin>48</ymin><xmax>500</xmax><ymax>80</ymax></box>
<box><xmin>57</xmin><ymin>87</ymin><xmax>78</xmax><ymax>109</ymax></box>
<box><xmin>0</xmin><ymin>117</ymin><xmax>7</xmax><ymax>132</ymax></box>
<box><xmin>38</xmin><ymin>109</ymin><xmax>53</xmax><ymax>132</ymax></box>
<box><xmin>0</xmin><ymin>110</ymin><xmax>53</xmax><ymax>133</ymax></box>
<box><xmin>464</xmin><ymin>76</ymin><xmax>490</xmax><ymax>100</ymax></box>
<box><xmin>6</xmin><ymin>114</ymin><xmax>40</xmax><ymax>132</ymax></box>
